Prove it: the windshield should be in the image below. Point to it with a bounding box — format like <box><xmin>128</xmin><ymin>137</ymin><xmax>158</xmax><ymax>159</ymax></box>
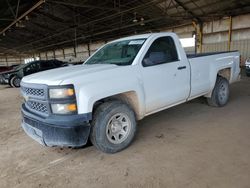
<box><xmin>12</xmin><ymin>64</ymin><xmax>27</xmax><ymax>71</ymax></box>
<box><xmin>14</xmin><ymin>64</ymin><xmax>26</xmax><ymax>70</ymax></box>
<box><xmin>85</xmin><ymin>39</ymin><xmax>146</xmax><ymax>66</ymax></box>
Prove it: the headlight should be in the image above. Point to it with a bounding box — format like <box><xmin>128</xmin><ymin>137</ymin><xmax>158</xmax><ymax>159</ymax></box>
<box><xmin>51</xmin><ymin>103</ymin><xmax>77</xmax><ymax>114</ymax></box>
<box><xmin>49</xmin><ymin>87</ymin><xmax>75</xmax><ymax>99</ymax></box>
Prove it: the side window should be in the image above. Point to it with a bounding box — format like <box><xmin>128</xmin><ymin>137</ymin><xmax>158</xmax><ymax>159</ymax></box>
<box><xmin>52</xmin><ymin>60</ymin><xmax>63</xmax><ymax>67</ymax></box>
<box><xmin>40</xmin><ymin>61</ymin><xmax>54</xmax><ymax>70</ymax></box>
<box><xmin>24</xmin><ymin>66</ymin><xmax>31</xmax><ymax>75</ymax></box>
<box><xmin>142</xmin><ymin>36</ymin><xmax>179</xmax><ymax>67</ymax></box>
<box><xmin>24</xmin><ymin>63</ymin><xmax>38</xmax><ymax>75</ymax></box>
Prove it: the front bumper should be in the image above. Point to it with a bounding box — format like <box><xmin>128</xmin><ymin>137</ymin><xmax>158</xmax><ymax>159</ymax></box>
<box><xmin>21</xmin><ymin>104</ymin><xmax>91</xmax><ymax>147</ymax></box>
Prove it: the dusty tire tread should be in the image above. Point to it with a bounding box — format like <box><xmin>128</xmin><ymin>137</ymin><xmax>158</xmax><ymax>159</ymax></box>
<box><xmin>207</xmin><ymin>76</ymin><xmax>229</xmax><ymax>107</ymax></box>
<box><xmin>90</xmin><ymin>100</ymin><xmax>136</xmax><ymax>153</ymax></box>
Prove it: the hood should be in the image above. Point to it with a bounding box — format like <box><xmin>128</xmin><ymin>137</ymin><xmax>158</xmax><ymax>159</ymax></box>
<box><xmin>21</xmin><ymin>64</ymin><xmax>119</xmax><ymax>85</ymax></box>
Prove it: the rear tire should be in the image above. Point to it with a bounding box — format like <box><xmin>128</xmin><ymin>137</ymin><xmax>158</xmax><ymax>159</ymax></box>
<box><xmin>90</xmin><ymin>100</ymin><xmax>137</xmax><ymax>153</ymax></box>
<box><xmin>10</xmin><ymin>76</ymin><xmax>21</xmax><ymax>88</ymax></box>
<box><xmin>207</xmin><ymin>76</ymin><xmax>229</xmax><ymax>107</ymax></box>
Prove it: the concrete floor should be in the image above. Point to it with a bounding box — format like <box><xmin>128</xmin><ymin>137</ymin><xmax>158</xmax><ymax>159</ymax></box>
<box><xmin>0</xmin><ymin>75</ymin><xmax>249</xmax><ymax>188</ymax></box>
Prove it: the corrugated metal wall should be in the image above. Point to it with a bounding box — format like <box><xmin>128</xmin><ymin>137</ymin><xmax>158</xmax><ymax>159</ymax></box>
<box><xmin>231</xmin><ymin>39</ymin><xmax>250</xmax><ymax>60</ymax></box>
<box><xmin>203</xmin><ymin>39</ymin><xmax>250</xmax><ymax>61</ymax></box>
<box><xmin>0</xmin><ymin>41</ymin><xmax>106</xmax><ymax>66</ymax></box>
<box><xmin>0</xmin><ymin>57</ymin><xmax>24</xmax><ymax>66</ymax></box>
<box><xmin>202</xmin><ymin>42</ymin><xmax>227</xmax><ymax>52</ymax></box>
<box><xmin>202</xmin><ymin>14</ymin><xmax>250</xmax><ymax>65</ymax></box>
<box><xmin>38</xmin><ymin>41</ymin><xmax>105</xmax><ymax>63</ymax></box>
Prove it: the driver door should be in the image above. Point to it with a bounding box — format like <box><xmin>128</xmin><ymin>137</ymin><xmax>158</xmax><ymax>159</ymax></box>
<box><xmin>141</xmin><ymin>36</ymin><xmax>190</xmax><ymax>114</ymax></box>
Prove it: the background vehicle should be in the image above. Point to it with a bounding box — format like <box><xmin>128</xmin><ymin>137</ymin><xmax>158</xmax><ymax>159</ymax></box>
<box><xmin>20</xmin><ymin>32</ymin><xmax>240</xmax><ymax>153</ymax></box>
<box><xmin>0</xmin><ymin>64</ymin><xmax>23</xmax><ymax>85</ymax></box>
<box><xmin>0</xmin><ymin>65</ymin><xmax>19</xmax><ymax>73</ymax></box>
<box><xmin>245</xmin><ymin>57</ymin><xmax>250</xmax><ymax>77</ymax></box>
<box><xmin>0</xmin><ymin>59</ymin><xmax>68</xmax><ymax>87</ymax></box>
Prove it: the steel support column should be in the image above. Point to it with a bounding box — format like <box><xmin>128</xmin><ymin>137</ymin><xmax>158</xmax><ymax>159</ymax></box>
<box><xmin>192</xmin><ymin>21</ymin><xmax>203</xmax><ymax>53</ymax></box>
<box><xmin>228</xmin><ymin>16</ymin><xmax>232</xmax><ymax>51</ymax></box>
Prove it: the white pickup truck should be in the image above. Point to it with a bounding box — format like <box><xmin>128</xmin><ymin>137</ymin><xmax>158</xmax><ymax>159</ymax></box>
<box><xmin>20</xmin><ymin>32</ymin><xmax>240</xmax><ymax>153</ymax></box>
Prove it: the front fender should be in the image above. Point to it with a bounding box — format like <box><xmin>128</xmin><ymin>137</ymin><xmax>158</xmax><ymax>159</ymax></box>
<box><xmin>76</xmin><ymin>76</ymin><xmax>145</xmax><ymax>119</ymax></box>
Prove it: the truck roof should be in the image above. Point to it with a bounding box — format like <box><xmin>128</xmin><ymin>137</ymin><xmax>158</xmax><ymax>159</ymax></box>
<box><xmin>112</xmin><ymin>32</ymin><xmax>173</xmax><ymax>42</ymax></box>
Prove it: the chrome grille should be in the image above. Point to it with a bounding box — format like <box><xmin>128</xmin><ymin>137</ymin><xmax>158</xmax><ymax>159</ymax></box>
<box><xmin>27</xmin><ymin>101</ymin><xmax>48</xmax><ymax>114</ymax></box>
<box><xmin>22</xmin><ymin>87</ymin><xmax>45</xmax><ymax>97</ymax></box>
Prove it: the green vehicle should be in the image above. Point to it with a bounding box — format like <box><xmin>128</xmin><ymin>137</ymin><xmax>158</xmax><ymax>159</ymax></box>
<box><xmin>0</xmin><ymin>60</ymin><xmax>68</xmax><ymax>87</ymax></box>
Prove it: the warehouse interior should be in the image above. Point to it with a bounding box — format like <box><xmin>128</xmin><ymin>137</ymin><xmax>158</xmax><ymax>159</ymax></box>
<box><xmin>0</xmin><ymin>0</ymin><xmax>250</xmax><ymax>187</ymax></box>
<box><xmin>1</xmin><ymin>0</ymin><xmax>250</xmax><ymax>65</ymax></box>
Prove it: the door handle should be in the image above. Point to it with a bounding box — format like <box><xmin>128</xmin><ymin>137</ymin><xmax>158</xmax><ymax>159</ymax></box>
<box><xmin>177</xmin><ymin>66</ymin><xmax>186</xmax><ymax>70</ymax></box>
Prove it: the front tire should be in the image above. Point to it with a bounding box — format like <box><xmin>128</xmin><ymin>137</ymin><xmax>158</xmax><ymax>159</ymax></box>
<box><xmin>90</xmin><ymin>100</ymin><xmax>137</xmax><ymax>153</ymax></box>
<box><xmin>8</xmin><ymin>76</ymin><xmax>14</xmax><ymax>87</ymax></box>
<box><xmin>10</xmin><ymin>76</ymin><xmax>21</xmax><ymax>88</ymax></box>
<box><xmin>207</xmin><ymin>76</ymin><xmax>229</xmax><ymax>107</ymax></box>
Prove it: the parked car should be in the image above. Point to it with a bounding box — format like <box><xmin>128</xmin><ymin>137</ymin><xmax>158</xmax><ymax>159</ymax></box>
<box><xmin>20</xmin><ymin>32</ymin><xmax>240</xmax><ymax>153</ymax></box>
<box><xmin>245</xmin><ymin>57</ymin><xmax>250</xmax><ymax>77</ymax></box>
<box><xmin>0</xmin><ymin>64</ymin><xmax>22</xmax><ymax>85</ymax></box>
<box><xmin>0</xmin><ymin>59</ymin><xmax>68</xmax><ymax>87</ymax></box>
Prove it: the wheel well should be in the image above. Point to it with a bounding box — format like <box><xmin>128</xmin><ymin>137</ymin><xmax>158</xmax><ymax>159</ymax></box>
<box><xmin>8</xmin><ymin>74</ymin><xmax>16</xmax><ymax>84</ymax></box>
<box><xmin>92</xmin><ymin>91</ymin><xmax>141</xmax><ymax>120</ymax></box>
<box><xmin>8</xmin><ymin>74</ymin><xmax>15</xmax><ymax>80</ymax></box>
<box><xmin>205</xmin><ymin>68</ymin><xmax>231</xmax><ymax>98</ymax></box>
<box><xmin>217</xmin><ymin>68</ymin><xmax>231</xmax><ymax>81</ymax></box>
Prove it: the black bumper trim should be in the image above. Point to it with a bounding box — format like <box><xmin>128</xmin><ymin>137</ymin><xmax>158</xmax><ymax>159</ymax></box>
<box><xmin>21</xmin><ymin>105</ymin><xmax>91</xmax><ymax>147</ymax></box>
<box><xmin>22</xmin><ymin>103</ymin><xmax>92</xmax><ymax>127</ymax></box>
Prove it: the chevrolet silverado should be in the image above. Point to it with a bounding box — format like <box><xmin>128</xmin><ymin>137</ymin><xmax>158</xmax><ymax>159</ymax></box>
<box><xmin>20</xmin><ymin>32</ymin><xmax>240</xmax><ymax>153</ymax></box>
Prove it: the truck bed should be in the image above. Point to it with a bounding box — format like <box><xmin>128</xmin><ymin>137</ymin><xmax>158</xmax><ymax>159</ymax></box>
<box><xmin>187</xmin><ymin>50</ymin><xmax>240</xmax><ymax>100</ymax></box>
<box><xmin>187</xmin><ymin>51</ymin><xmax>238</xmax><ymax>59</ymax></box>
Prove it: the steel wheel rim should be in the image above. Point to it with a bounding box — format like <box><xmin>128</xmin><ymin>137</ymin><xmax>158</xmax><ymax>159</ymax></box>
<box><xmin>218</xmin><ymin>83</ymin><xmax>228</xmax><ymax>103</ymax></box>
<box><xmin>106</xmin><ymin>113</ymin><xmax>132</xmax><ymax>144</ymax></box>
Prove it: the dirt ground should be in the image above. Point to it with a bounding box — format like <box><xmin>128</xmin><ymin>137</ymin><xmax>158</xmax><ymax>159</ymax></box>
<box><xmin>0</xmin><ymin>74</ymin><xmax>250</xmax><ymax>188</ymax></box>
